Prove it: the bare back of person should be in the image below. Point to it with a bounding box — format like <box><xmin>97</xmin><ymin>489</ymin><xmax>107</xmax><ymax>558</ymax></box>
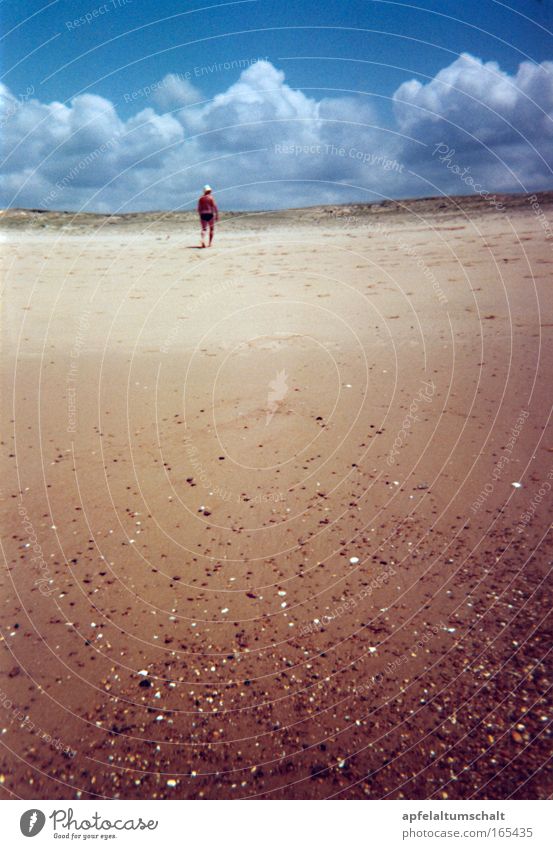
<box><xmin>197</xmin><ymin>185</ymin><xmax>219</xmax><ymax>247</ymax></box>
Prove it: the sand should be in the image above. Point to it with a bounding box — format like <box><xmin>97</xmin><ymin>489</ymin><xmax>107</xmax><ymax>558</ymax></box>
<box><xmin>1</xmin><ymin>193</ymin><xmax>552</xmax><ymax>799</ymax></box>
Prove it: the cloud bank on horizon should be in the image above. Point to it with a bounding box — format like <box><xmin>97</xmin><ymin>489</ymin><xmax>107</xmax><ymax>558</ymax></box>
<box><xmin>1</xmin><ymin>53</ymin><xmax>552</xmax><ymax>212</ymax></box>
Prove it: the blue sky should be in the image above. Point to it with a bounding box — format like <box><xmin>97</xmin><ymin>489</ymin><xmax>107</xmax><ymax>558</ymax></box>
<box><xmin>1</xmin><ymin>0</ymin><xmax>552</xmax><ymax>210</ymax></box>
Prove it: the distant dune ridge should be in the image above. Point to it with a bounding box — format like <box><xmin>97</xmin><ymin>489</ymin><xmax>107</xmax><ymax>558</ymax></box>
<box><xmin>1</xmin><ymin>191</ymin><xmax>552</xmax><ymax>232</ymax></box>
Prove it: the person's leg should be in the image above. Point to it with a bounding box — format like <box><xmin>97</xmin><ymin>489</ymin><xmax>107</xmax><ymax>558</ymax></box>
<box><xmin>208</xmin><ymin>221</ymin><xmax>215</xmax><ymax>246</ymax></box>
<box><xmin>200</xmin><ymin>219</ymin><xmax>207</xmax><ymax>247</ymax></box>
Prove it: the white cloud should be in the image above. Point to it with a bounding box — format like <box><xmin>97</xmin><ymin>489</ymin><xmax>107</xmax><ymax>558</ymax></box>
<box><xmin>152</xmin><ymin>73</ymin><xmax>201</xmax><ymax>111</ymax></box>
<box><xmin>393</xmin><ymin>53</ymin><xmax>553</xmax><ymax>192</ymax></box>
<box><xmin>178</xmin><ymin>61</ymin><xmax>322</xmax><ymax>151</ymax></box>
<box><xmin>1</xmin><ymin>55</ymin><xmax>552</xmax><ymax>211</ymax></box>
<box><xmin>394</xmin><ymin>53</ymin><xmax>552</xmax><ymax>139</ymax></box>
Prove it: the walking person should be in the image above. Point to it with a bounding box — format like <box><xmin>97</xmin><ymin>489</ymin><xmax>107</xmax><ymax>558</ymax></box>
<box><xmin>197</xmin><ymin>185</ymin><xmax>219</xmax><ymax>247</ymax></box>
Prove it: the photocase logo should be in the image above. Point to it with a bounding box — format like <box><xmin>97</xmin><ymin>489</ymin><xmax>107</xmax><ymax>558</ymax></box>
<box><xmin>20</xmin><ymin>809</ymin><xmax>46</xmax><ymax>837</ymax></box>
<box><xmin>265</xmin><ymin>369</ymin><xmax>288</xmax><ymax>425</ymax></box>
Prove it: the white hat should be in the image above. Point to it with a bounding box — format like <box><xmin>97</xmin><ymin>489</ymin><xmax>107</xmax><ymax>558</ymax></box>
<box><xmin>203</xmin><ymin>184</ymin><xmax>212</xmax><ymax>192</ymax></box>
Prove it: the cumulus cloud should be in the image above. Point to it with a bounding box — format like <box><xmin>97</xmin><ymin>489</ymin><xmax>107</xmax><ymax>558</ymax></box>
<box><xmin>0</xmin><ymin>54</ymin><xmax>551</xmax><ymax>211</ymax></box>
<box><xmin>179</xmin><ymin>61</ymin><xmax>321</xmax><ymax>149</ymax></box>
<box><xmin>152</xmin><ymin>73</ymin><xmax>201</xmax><ymax>111</ymax></box>
<box><xmin>394</xmin><ymin>53</ymin><xmax>553</xmax><ymax>192</ymax></box>
<box><xmin>394</xmin><ymin>53</ymin><xmax>552</xmax><ymax>140</ymax></box>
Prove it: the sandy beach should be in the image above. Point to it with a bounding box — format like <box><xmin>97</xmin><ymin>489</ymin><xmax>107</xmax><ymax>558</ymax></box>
<box><xmin>1</xmin><ymin>193</ymin><xmax>552</xmax><ymax>800</ymax></box>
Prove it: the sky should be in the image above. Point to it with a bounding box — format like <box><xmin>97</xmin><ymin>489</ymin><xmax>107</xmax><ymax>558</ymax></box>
<box><xmin>1</xmin><ymin>0</ymin><xmax>552</xmax><ymax>211</ymax></box>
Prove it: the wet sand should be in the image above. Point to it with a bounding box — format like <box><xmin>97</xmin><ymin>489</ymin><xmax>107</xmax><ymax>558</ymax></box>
<box><xmin>1</xmin><ymin>194</ymin><xmax>552</xmax><ymax>799</ymax></box>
